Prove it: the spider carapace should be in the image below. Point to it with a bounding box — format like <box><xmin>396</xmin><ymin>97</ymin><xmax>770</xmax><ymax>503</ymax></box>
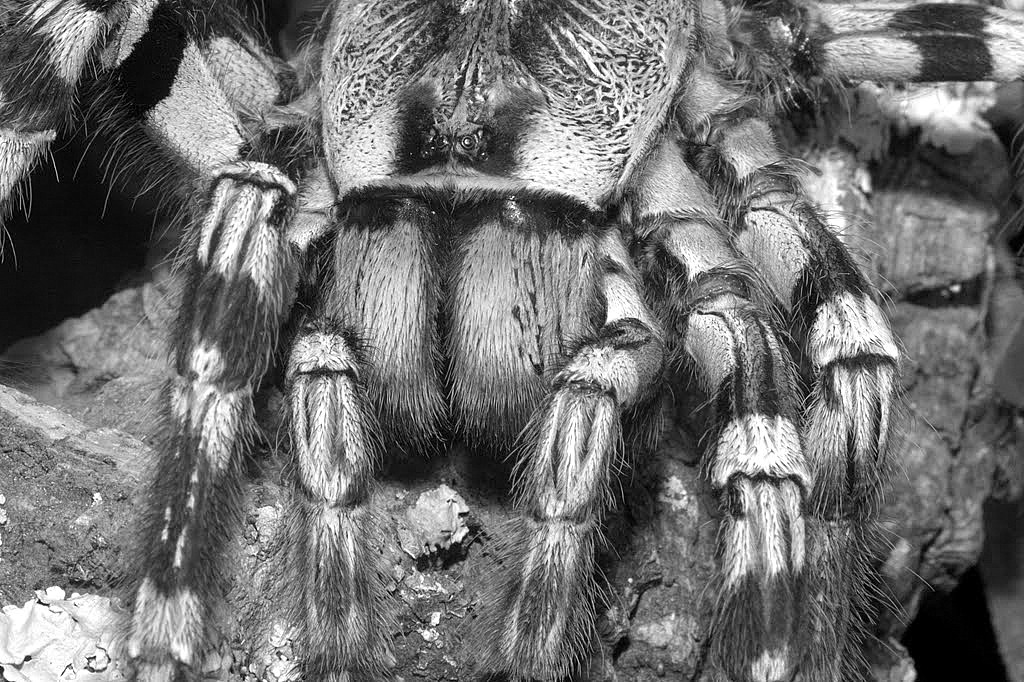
<box><xmin>325</xmin><ymin>1</ymin><xmax>685</xmax><ymax>204</ymax></box>
<box><xmin>1</xmin><ymin>1</ymin><xmax>1023</xmax><ymax>680</ymax></box>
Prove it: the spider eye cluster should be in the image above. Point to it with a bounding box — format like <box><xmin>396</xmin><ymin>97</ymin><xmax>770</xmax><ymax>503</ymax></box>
<box><xmin>458</xmin><ymin>132</ymin><xmax>480</xmax><ymax>152</ymax></box>
<box><xmin>420</xmin><ymin>124</ymin><xmax>489</xmax><ymax>163</ymax></box>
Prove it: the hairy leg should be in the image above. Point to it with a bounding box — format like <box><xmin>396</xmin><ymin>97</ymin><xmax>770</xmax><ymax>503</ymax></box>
<box><xmin>681</xmin><ymin>72</ymin><xmax>900</xmax><ymax>680</ymax></box>
<box><xmin>330</xmin><ymin>198</ymin><xmax>446</xmax><ymax>450</ymax></box>
<box><xmin>0</xmin><ymin>0</ymin><xmax>293</xmax><ymax>236</ymax></box>
<box><xmin>629</xmin><ymin>140</ymin><xmax>810</xmax><ymax>682</ymax></box>
<box><xmin>729</xmin><ymin>0</ymin><xmax>1024</xmax><ymax>84</ymax></box>
<box><xmin>0</xmin><ymin>0</ymin><xmax>109</xmax><ymax>227</ymax></box>
<box><xmin>280</xmin><ymin>316</ymin><xmax>391</xmax><ymax>681</ymax></box>
<box><xmin>478</xmin><ymin>226</ymin><xmax>664</xmax><ymax>680</ymax></box>
<box><xmin>0</xmin><ymin>4</ymin><xmax>321</xmax><ymax>678</ymax></box>
<box><xmin>127</xmin><ymin>159</ymin><xmax>300</xmax><ymax>680</ymax></box>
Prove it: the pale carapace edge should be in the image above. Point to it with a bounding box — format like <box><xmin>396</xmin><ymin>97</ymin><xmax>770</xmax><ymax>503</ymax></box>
<box><xmin>1</xmin><ymin>1</ymin><xmax>1022</xmax><ymax>681</ymax></box>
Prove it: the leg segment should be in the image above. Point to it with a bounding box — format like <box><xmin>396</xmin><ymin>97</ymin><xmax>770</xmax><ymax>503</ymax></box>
<box><xmin>684</xmin><ymin>89</ymin><xmax>900</xmax><ymax>680</ymax></box>
<box><xmin>280</xmin><ymin>318</ymin><xmax>390</xmax><ymax>681</ymax></box>
<box><xmin>630</xmin><ymin>141</ymin><xmax>810</xmax><ymax>682</ymax></box>
<box><xmin>478</xmin><ymin>228</ymin><xmax>664</xmax><ymax>680</ymax></box>
<box><xmin>0</xmin><ymin>0</ymin><xmax>294</xmax><ymax>239</ymax></box>
<box><xmin>0</xmin><ymin>3</ymin><xmax>318</xmax><ymax>677</ymax></box>
<box><xmin>128</xmin><ymin>161</ymin><xmax>299</xmax><ymax>680</ymax></box>
<box><xmin>730</xmin><ymin>1</ymin><xmax>1024</xmax><ymax>84</ymax></box>
<box><xmin>0</xmin><ymin>0</ymin><xmax>109</xmax><ymax>230</ymax></box>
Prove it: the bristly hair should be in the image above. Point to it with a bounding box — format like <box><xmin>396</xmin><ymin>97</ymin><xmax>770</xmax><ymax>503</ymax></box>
<box><xmin>722</xmin><ymin>0</ymin><xmax>859</xmax><ymax>114</ymax></box>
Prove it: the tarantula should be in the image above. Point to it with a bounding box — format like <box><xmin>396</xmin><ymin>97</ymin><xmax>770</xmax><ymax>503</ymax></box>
<box><xmin>2</xmin><ymin>0</ymin><xmax>1023</xmax><ymax>680</ymax></box>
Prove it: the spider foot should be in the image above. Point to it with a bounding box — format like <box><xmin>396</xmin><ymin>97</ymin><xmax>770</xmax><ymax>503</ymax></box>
<box><xmin>304</xmin><ymin>654</ymin><xmax>393</xmax><ymax>682</ymax></box>
<box><xmin>127</xmin><ymin>661</ymin><xmax>197</xmax><ymax>682</ymax></box>
<box><xmin>799</xmin><ymin>516</ymin><xmax>875</xmax><ymax>680</ymax></box>
<box><xmin>477</xmin><ymin>385</ymin><xmax>620</xmax><ymax>681</ymax></box>
<box><xmin>126</xmin><ymin>578</ymin><xmax>207</xmax><ymax>682</ymax></box>
<box><xmin>283</xmin><ymin>505</ymin><xmax>394</xmax><ymax>680</ymax></box>
<box><xmin>476</xmin><ymin>517</ymin><xmax>598</xmax><ymax>681</ymax></box>
<box><xmin>710</xmin><ymin>415</ymin><xmax>809</xmax><ymax>682</ymax></box>
<box><xmin>804</xmin><ymin>292</ymin><xmax>901</xmax><ymax>517</ymax></box>
<box><xmin>802</xmin><ymin>352</ymin><xmax>899</xmax><ymax>677</ymax></box>
<box><xmin>314</xmin><ymin>673</ymin><xmax>358</xmax><ymax>682</ymax></box>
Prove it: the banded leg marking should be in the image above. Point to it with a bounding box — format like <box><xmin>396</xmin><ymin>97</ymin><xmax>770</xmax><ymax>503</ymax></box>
<box><xmin>479</xmin><ymin>229</ymin><xmax>664</xmax><ymax>680</ymax></box>
<box><xmin>804</xmin><ymin>291</ymin><xmax>899</xmax><ymax>515</ymax></box>
<box><xmin>690</xmin><ymin>113</ymin><xmax>900</xmax><ymax>680</ymax></box>
<box><xmin>128</xmin><ymin>378</ymin><xmax>254</xmax><ymax>670</ymax></box>
<box><xmin>732</xmin><ymin>2</ymin><xmax>1024</xmax><ymax>83</ymax></box>
<box><xmin>25</xmin><ymin>0</ymin><xmax>108</xmax><ymax>83</ymax></box>
<box><xmin>697</xmin><ymin>118</ymin><xmax>901</xmax><ymax>516</ymax></box>
<box><xmin>632</xmin><ymin>140</ymin><xmax>810</xmax><ymax>682</ymax></box>
<box><xmin>282</xmin><ymin>320</ymin><xmax>390</xmax><ymax>679</ymax></box>
<box><xmin>129</xmin><ymin>162</ymin><xmax>297</xmax><ymax>677</ymax></box>
<box><xmin>0</xmin><ymin>0</ymin><xmax>160</xmax><ymax>208</ymax></box>
<box><xmin>813</xmin><ymin>3</ymin><xmax>1024</xmax><ymax>82</ymax></box>
<box><xmin>110</xmin><ymin>1</ymin><xmax>294</xmax><ymax>174</ymax></box>
<box><xmin>0</xmin><ymin>0</ymin><xmax>115</xmax><ymax>227</ymax></box>
<box><xmin>644</xmin><ymin>224</ymin><xmax>809</xmax><ymax>682</ymax></box>
<box><xmin>0</xmin><ymin>0</ymin><xmax>295</xmax><ymax>242</ymax></box>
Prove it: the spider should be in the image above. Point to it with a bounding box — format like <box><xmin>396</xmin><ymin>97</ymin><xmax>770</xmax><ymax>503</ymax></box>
<box><xmin>1</xmin><ymin>0</ymin><xmax>1022</xmax><ymax>680</ymax></box>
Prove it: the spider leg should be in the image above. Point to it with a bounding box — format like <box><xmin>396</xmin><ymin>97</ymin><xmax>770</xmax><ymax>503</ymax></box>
<box><xmin>0</xmin><ymin>0</ymin><xmax>292</xmax><ymax>236</ymax></box>
<box><xmin>630</xmin><ymin>140</ymin><xmax>810</xmax><ymax>682</ymax></box>
<box><xmin>0</xmin><ymin>0</ymin><xmax>110</xmax><ymax>227</ymax></box>
<box><xmin>128</xmin><ymin>159</ymin><xmax>301</xmax><ymax>681</ymax></box>
<box><xmin>277</xmin><ymin>195</ymin><xmax>450</xmax><ymax>678</ymax></box>
<box><xmin>477</xmin><ymin>228</ymin><xmax>664</xmax><ymax>681</ymax></box>
<box><xmin>331</xmin><ymin>198</ymin><xmax>447</xmax><ymax>450</ymax></box>
<box><xmin>280</xmin><ymin>316</ymin><xmax>391</xmax><ymax>681</ymax></box>
<box><xmin>115</xmin><ymin>24</ymin><xmax>318</xmax><ymax>674</ymax></box>
<box><xmin>731</xmin><ymin>1</ymin><xmax>1024</xmax><ymax>83</ymax></box>
<box><xmin>0</xmin><ymin>4</ymin><xmax>324</xmax><ymax>679</ymax></box>
<box><xmin>684</xmin><ymin>74</ymin><xmax>900</xmax><ymax>681</ymax></box>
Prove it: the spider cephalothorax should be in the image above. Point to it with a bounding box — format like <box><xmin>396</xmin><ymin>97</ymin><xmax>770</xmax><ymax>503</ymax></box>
<box><xmin>2</xmin><ymin>1</ymin><xmax>1023</xmax><ymax>680</ymax></box>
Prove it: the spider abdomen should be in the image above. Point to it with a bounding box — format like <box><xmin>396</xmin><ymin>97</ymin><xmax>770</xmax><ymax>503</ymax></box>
<box><xmin>331</xmin><ymin>195</ymin><xmax>608</xmax><ymax>448</ymax></box>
